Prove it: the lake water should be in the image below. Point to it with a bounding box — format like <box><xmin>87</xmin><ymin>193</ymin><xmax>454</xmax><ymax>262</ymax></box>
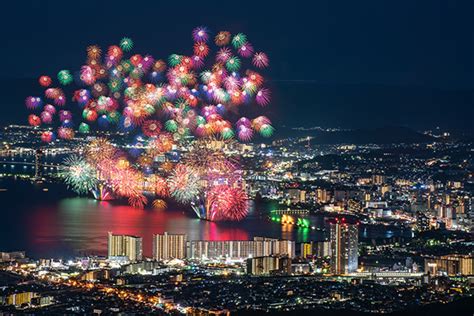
<box><xmin>0</xmin><ymin>177</ymin><xmax>412</xmax><ymax>258</ymax></box>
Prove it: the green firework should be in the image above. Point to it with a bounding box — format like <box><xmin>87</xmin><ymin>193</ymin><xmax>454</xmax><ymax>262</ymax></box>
<box><xmin>168</xmin><ymin>54</ymin><xmax>182</xmax><ymax>67</ymax></box>
<box><xmin>57</xmin><ymin>70</ymin><xmax>73</xmax><ymax>85</ymax></box>
<box><xmin>221</xmin><ymin>128</ymin><xmax>235</xmax><ymax>140</ymax></box>
<box><xmin>120</xmin><ymin>37</ymin><xmax>133</xmax><ymax>52</ymax></box>
<box><xmin>61</xmin><ymin>155</ymin><xmax>98</xmax><ymax>194</ymax></box>
<box><xmin>165</xmin><ymin>119</ymin><xmax>178</xmax><ymax>132</ymax></box>
<box><xmin>232</xmin><ymin>33</ymin><xmax>247</xmax><ymax>48</ymax></box>
<box><xmin>226</xmin><ymin>57</ymin><xmax>241</xmax><ymax>72</ymax></box>
<box><xmin>78</xmin><ymin>123</ymin><xmax>90</xmax><ymax>134</ymax></box>
<box><xmin>260</xmin><ymin>124</ymin><xmax>274</xmax><ymax>137</ymax></box>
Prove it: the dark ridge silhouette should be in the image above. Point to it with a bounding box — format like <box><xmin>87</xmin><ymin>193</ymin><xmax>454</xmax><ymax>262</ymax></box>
<box><xmin>278</xmin><ymin>126</ymin><xmax>435</xmax><ymax>144</ymax></box>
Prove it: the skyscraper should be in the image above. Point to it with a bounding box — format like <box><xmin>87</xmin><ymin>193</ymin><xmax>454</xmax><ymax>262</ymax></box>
<box><xmin>153</xmin><ymin>232</ymin><xmax>187</xmax><ymax>260</ymax></box>
<box><xmin>107</xmin><ymin>232</ymin><xmax>143</xmax><ymax>262</ymax></box>
<box><xmin>329</xmin><ymin>217</ymin><xmax>359</xmax><ymax>274</ymax></box>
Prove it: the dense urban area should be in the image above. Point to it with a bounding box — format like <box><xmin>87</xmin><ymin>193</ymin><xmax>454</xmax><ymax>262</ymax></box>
<box><xmin>1</xmin><ymin>125</ymin><xmax>473</xmax><ymax>315</ymax></box>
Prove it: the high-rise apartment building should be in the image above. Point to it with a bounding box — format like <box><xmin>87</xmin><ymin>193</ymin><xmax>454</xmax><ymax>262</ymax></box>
<box><xmin>153</xmin><ymin>232</ymin><xmax>187</xmax><ymax>260</ymax></box>
<box><xmin>425</xmin><ymin>254</ymin><xmax>474</xmax><ymax>276</ymax></box>
<box><xmin>189</xmin><ymin>237</ymin><xmax>295</xmax><ymax>260</ymax></box>
<box><xmin>107</xmin><ymin>232</ymin><xmax>143</xmax><ymax>261</ymax></box>
<box><xmin>329</xmin><ymin>217</ymin><xmax>358</xmax><ymax>274</ymax></box>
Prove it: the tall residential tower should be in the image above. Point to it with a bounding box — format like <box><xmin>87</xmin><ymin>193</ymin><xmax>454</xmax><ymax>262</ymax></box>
<box><xmin>107</xmin><ymin>232</ymin><xmax>143</xmax><ymax>261</ymax></box>
<box><xmin>153</xmin><ymin>232</ymin><xmax>187</xmax><ymax>260</ymax></box>
<box><xmin>329</xmin><ymin>217</ymin><xmax>359</xmax><ymax>274</ymax></box>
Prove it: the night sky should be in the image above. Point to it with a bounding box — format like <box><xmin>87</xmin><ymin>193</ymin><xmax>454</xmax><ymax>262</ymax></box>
<box><xmin>1</xmin><ymin>0</ymin><xmax>472</xmax><ymax>131</ymax></box>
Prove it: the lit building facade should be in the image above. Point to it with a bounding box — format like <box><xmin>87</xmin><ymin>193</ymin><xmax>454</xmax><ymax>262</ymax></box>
<box><xmin>329</xmin><ymin>217</ymin><xmax>359</xmax><ymax>274</ymax></box>
<box><xmin>189</xmin><ymin>237</ymin><xmax>295</xmax><ymax>260</ymax></box>
<box><xmin>247</xmin><ymin>256</ymin><xmax>292</xmax><ymax>275</ymax></box>
<box><xmin>107</xmin><ymin>232</ymin><xmax>143</xmax><ymax>261</ymax></box>
<box><xmin>425</xmin><ymin>254</ymin><xmax>474</xmax><ymax>276</ymax></box>
<box><xmin>153</xmin><ymin>232</ymin><xmax>187</xmax><ymax>260</ymax></box>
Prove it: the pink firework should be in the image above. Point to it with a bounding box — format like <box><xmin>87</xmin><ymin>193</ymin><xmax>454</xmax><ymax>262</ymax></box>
<box><xmin>252</xmin><ymin>52</ymin><xmax>269</xmax><ymax>68</ymax></box>
<box><xmin>57</xmin><ymin>127</ymin><xmax>75</xmax><ymax>139</ymax></box>
<box><xmin>216</xmin><ymin>47</ymin><xmax>232</xmax><ymax>63</ymax></box>
<box><xmin>191</xmin><ymin>55</ymin><xmax>204</xmax><ymax>69</ymax></box>
<box><xmin>195</xmin><ymin>124</ymin><xmax>206</xmax><ymax>137</ymax></box>
<box><xmin>80</xmin><ymin>65</ymin><xmax>96</xmax><ymax>85</ymax></box>
<box><xmin>44</xmin><ymin>104</ymin><xmax>56</xmax><ymax>114</ymax></box>
<box><xmin>142</xmin><ymin>55</ymin><xmax>155</xmax><ymax>71</ymax></box>
<box><xmin>224</xmin><ymin>76</ymin><xmax>241</xmax><ymax>90</ymax></box>
<box><xmin>238</xmin><ymin>42</ymin><xmax>254</xmax><ymax>58</ymax></box>
<box><xmin>221</xmin><ymin>187</ymin><xmax>248</xmax><ymax>221</ymax></box>
<box><xmin>238</xmin><ymin>125</ymin><xmax>253</xmax><ymax>141</ymax></box>
<box><xmin>40</xmin><ymin>111</ymin><xmax>53</xmax><ymax>124</ymax></box>
<box><xmin>45</xmin><ymin>88</ymin><xmax>62</xmax><ymax>99</ymax></box>
<box><xmin>256</xmin><ymin>88</ymin><xmax>270</xmax><ymax>106</ymax></box>
<box><xmin>236</xmin><ymin>117</ymin><xmax>252</xmax><ymax>128</ymax></box>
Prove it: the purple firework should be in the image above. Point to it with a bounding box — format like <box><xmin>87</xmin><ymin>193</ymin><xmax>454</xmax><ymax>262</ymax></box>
<box><xmin>192</xmin><ymin>26</ymin><xmax>209</xmax><ymax>42</ymax></box>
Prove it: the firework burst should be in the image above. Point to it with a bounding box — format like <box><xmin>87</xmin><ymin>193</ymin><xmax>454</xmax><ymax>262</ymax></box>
<box><xmin>84</xmin><ymin>138</ymin><xmax>117</xmax><ymax>164</ymax></box>
<box><xmin>61</xmin><ymin>156</ymin><xmax>98</xmax><ymax>194</ymax></box>
<box><xmin>27</xmin><ymin>27</ymin><xmax>274</xmax><ymax>217</ymax></box>
<box><xmin>168</xmin><ymin>164</ymin><xmax>201</xmax><ymax>203</ymax></box>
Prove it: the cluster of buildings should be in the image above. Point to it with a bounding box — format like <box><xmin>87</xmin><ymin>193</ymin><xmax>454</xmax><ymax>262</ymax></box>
<box><xmin>1</xmin><ymin>126</ymin><xmax>474</xmax><ymax>313</ymax></box>
<box><xmin>425</xmin><ymin>254</ymin><xmax>474</xmax><ymax>276</ymax></box>
<box><xmin>107</xmin><ymin>216</ymin><xmax>360</xmax><ymax>276</ymax></box>
<box><xmin>241</xmin><ymin>137</ymin><xmax>474</xmax><ymax>234</ymax></box>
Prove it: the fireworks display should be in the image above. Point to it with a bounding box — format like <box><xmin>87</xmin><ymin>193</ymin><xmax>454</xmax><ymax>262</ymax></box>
<box><xmin>61</xmin><ymin>156</ymin><xmax>98</xmax><ymax>194</ymax></box>
<box><xmin>27</xmin><ymin>27</ymin><xmax>273</xmax><ymax>221</ymax></box>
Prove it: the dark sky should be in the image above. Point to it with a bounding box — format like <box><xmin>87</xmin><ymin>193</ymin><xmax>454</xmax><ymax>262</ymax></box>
<box><xmin>1</xmin><ymin>0</ymin><xmax>473</xmax><ymax>131</ymax></box>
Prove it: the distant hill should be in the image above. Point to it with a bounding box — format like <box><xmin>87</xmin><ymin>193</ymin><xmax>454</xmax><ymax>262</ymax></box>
<box><xmin>279</xmin><ymin>126</ymin><xmax>435</xmax><ymax>144</ymax></box>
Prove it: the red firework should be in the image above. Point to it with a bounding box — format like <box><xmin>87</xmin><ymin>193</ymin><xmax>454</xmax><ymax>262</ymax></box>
<box><xmin>106</xmin><ymin>45</ymin><xmax>123</xmax><ymax>64</ymax></box>
<box><xmin>41</xmin><ymin>131</ymin><xmax>54</xmax><ymax>143</ymax></box>
<box><xmin>39</xmin><ymin>76</ymin><xmax>52</xmax><ymax>87</ymax></box>
<box><xmin>28</xmin><ymin>114</ymin><xmax>41</xmax><ymax>126</ymax></box>
<box><xmin>193</xmin><ymin>42</ymin><xmax>209</xmax><ymax>58</ymax></box>
<box><xmin>128</xmin><ymin>194</ymin><xmax>147</xmax><ymax>209</ymax></box>
<box><xmin>130</xmin><ymin>54</ymin><xmax>143</xmax><ymax>67</ymax></box>
<box><xmin>153</xmin><ymin>175</ymin><xmax>169</xmax><ymax>197</ymax></box>
<box><xmin>208</xmin><ymin>185</ymin><xmax>248</xmax><ymax>221</ymax></box>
